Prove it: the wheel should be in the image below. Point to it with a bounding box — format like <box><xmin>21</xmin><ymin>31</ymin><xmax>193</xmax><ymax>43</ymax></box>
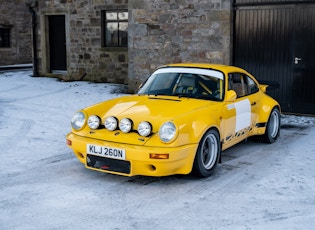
<box><xmin>261</xmin><ymin>107</ymin><xmax>281</xmax><ymax>143</ymax></box>
<box><xmin>192</xmin><ymin>129</ymin><xmax>221</xmax><ymax>178</ymax></box>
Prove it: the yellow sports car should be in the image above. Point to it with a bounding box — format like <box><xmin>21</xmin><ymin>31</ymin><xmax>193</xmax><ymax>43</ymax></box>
<box><xmin>66</xmin><ymin>63</ymin><xmax>280</xmax><ymax>177</ymax></box>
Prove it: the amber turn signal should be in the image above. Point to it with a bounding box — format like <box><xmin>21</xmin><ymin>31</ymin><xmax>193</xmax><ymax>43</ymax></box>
<box><xmin>150</xmin><ymin>153</ymin><xmax>169</xmax><ymax>159</ymax></box>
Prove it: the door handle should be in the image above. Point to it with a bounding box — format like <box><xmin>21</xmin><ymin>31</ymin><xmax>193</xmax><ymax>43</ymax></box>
<box><xmin>294</xmin><ymin>57</ymin><xmax>302</xmax><ymax>64</ymax></box>
<box><xmin>251</xmin><ymin>102</ymin><xmax>256</xmax><ymax>106</ymax></box>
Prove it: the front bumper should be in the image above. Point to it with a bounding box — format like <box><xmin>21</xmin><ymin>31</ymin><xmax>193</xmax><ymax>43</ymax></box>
<box><xmin>66</xmin><ymin>132</ymin><xmax>198</xmax><ymax>177</ymax></box>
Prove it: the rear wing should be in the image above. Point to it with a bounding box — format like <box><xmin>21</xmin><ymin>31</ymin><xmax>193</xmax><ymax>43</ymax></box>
<box><xmin>259</xmin><ymin>80</ymin><xmax>280</xmax><ymax>92</ymax></box>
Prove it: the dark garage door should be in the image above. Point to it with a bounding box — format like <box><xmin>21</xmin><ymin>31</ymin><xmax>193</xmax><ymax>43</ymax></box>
<box><xmin>233</xmin><ymin>0</ymin><xmax>315</xmax><ymax>114</ymax></box>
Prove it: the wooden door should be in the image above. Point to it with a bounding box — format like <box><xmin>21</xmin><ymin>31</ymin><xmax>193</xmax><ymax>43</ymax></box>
<box><xmin>48</xmin><ymin>15</ymin><xmax>66</xmax><ymax>72</ymax></box>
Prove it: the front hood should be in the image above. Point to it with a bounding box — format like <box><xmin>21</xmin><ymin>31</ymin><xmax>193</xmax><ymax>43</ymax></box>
<box><xmin>79</xmin><ymin>95</ymin><xmax>219</xmax><ymax>145</ymax></box>
<box><xmin>101</xmin><ymin>95</ymin><xmax>215</xmax><ymax>123</ymax></box>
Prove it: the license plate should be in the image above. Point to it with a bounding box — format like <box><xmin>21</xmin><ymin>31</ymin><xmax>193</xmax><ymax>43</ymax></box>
<box><xmin>86</xmin><ymin>144</ymin><xmax>126</xmax><ymax>160</ymax></box>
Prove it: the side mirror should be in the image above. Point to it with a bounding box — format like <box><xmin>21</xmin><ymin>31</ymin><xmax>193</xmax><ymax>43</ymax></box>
<box><xmin>226</xmin><ymin>90</ymin><xmax>237</xmax><ymax>102</ymax></box>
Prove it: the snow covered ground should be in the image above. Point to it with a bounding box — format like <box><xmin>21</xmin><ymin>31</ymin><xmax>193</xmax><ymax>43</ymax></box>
<box><xmin>1</xmin><ymin>69</ymin><xmax>315</xmax><ymax>230</ymax></box>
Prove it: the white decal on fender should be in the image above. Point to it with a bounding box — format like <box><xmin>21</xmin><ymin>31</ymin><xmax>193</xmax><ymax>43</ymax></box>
<box><xmin>227</xmin><ymin>104</ymin><xmax>235</xmax><ymax>110</ymax></box>
<box><xmin>234</xmin><ymin>99</ymin><xmax>251</xmax><ymax>132</ymax></box>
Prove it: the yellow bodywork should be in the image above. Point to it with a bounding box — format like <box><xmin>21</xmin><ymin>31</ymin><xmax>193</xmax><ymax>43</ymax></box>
<box><xmin>66</xmin><ymin>63</ymin><xmax>280</xmax><ymax>177</ymax></box>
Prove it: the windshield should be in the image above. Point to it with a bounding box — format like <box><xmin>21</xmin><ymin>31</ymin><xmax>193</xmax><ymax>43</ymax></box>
<box><xmin>138</xmin><ymin>67</ymin><xmax>224</xmax><ymax>101</ymax></box>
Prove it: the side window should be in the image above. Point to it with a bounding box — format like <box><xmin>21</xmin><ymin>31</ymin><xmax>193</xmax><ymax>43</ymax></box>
<box><xmin>245</xmin><ymin>75</ymin><xmax>259</xmax><ymax>94</ymax></box>
<box><xmin>228</xmin><ymin>73</ymin><xmax>258</xmax><ymax>98</ymax></box>
<box><xmin>228</xmin><ymin>73</ymin><xmax>245</xmax><ymax>97</ymax></box>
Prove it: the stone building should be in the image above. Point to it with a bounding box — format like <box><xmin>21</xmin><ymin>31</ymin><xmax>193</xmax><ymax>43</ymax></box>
<box><xmin>34</xmin><ymin>0</ymin><xmax>230</xmax><ymax>92</ymax></box>
<box><xmin>36</xmin><ymin>0</ymin><xmax>129</xmax><ymax>85</ymax></box>
<box><xmin>0</xmin><ymin>0</ymin><xmax>32</xmax><ymax>65</ymax></box>
<box><xmin>129</xmin><ymin>0</ymin><xmax>231</xmax><ymax>91</ymax></box>
<box><xmin>3</xmin><ymin>0</ymin><xmax>314</xmax><ymax>114</ymax></box>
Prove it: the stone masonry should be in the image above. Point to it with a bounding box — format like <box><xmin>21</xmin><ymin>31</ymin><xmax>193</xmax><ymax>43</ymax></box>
<box><xmin>128</xmin><ymin>0</ymin><xmax>232</xmax><ymax>92</ymax></box>
<box><xmin>36</xmin><ymin>0</ymin><xmax>128</xmax><ymax>84</ymax></box>
<box><xmin>0</xmin><ymin>0</ymin><xmax>32</xmax><ymax>65</ymax></box>
<box><xmin>33</xmin><ymin>0</ymin><xmax>231</xmax><ymax>92</ymax></box>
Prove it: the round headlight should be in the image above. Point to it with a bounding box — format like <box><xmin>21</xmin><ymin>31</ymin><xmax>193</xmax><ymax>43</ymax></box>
<box><xmin>138</xmin><ymin>121</ymin><xmax>152</xmax><ymax>137</ymax></box>
<box><xmin>159</xmin><ymin>122</ymin><xmax>177</xmax><ymax>143</ymax></box>
<box><xmin>88</xmin><ymin>115</ymin><xmax>101</xmax><ymax>130</ymax></box>
<box><xmin>71</xmin><ymin>111</ymin><xmax>86</xmax><ymax>130</ymax></box>
<box><xmin>119</xmin><ymin>118</ymin><xmax>133</xmax><ymax>133</ymax></box>
<box><xmin>105</xmin><ymin>116</ymin><xmax>118</xmax><ymax>131</ymax></box>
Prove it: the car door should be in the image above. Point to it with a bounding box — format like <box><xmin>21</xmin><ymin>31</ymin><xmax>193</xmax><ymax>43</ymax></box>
<box><xmin>242</xmin><ymin>73</ymin><xmax>260</xmax><ymax>125</ymax></box>
<box><xmin>221</xmin><ymin>72</ymin><xmax>257</xmax><ymax>150</ymax></box>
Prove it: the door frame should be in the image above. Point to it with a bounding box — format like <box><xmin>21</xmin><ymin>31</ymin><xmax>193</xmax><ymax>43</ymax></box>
<box><xmin>40</xmin><ymin>13</ymin><xmax>69</xmax><ymax>74</ymax></box>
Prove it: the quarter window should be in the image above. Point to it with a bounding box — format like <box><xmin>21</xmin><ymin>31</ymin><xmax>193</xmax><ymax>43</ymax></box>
<box><xmin>246</xmin><ymin>76</ymin><xmax>259</xmax><ymax>94</ymax></box>
<box><xmin>0</xmin><ymin>28</ymin><xmax>10</xmax><ymax>48</ymax></box>
<box><xmin>103</xmin><ymin>10</ymin><xmax>128</xmax><ymax>47</ymax></box>
<box><xmin>228</xmin><ymin>73</ymin><xmax>259</xmax><ymax>97</ymax></box>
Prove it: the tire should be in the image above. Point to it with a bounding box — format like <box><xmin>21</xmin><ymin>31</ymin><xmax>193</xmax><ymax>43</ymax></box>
<box><xmin>260</xmin><ymin>107</ymin><xmax>281</xmax><ymax>143</ymax></box>
<box><xmin>193</xmin><ymin>129</ymin><xmax>221</xmax><ymax>178</ymax></box>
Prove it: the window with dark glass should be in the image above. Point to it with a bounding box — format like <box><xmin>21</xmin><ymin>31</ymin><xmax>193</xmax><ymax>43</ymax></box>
<box><xmin>0</xmin><ymin>28</ymin><xmax>10</xmax><ymax>48</ymax></box>
<box><xmin>228</xmin><ymin>73</ymin><xmax>259</xmax><ymax>98</ymax></box>
<box><xmin>103</xmin><ymin>10</ymin><xmax>128</xmax><ymax>47</ymax></box>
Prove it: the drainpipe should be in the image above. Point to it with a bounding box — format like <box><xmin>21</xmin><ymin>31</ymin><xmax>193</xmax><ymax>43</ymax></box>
<box><xmin>28</xmin><ymin>1</ymin><xmax>38</xmax><ymax>77</ymax></box>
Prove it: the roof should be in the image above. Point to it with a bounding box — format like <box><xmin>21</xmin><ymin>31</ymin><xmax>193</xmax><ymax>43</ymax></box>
<box><xmin>160</xmin><ymin>63</ymin><xmax>248</xmax><ymax>74</ymax></box>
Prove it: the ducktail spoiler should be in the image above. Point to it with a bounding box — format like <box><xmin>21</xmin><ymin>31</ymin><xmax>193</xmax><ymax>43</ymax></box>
<box><xmin>259</xmin><ymin>80</ymin><xmax>280</xmax><ymax>91</ymax></box>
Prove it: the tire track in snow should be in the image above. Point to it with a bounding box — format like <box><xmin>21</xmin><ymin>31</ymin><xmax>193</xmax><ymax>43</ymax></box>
<box><xmin>0</xmin><ymin>84</ymin><xmax>26</xmax><ymax>94</ymax></box>
<box><xmin>3</xmin><ymin>87</ymin><xmax>70</xmax><ymax>103</ymax></box>
<box><xmin>0</xmin><ymin>118</ymin><xmax>34</xmax><ymax>151</ymax></box>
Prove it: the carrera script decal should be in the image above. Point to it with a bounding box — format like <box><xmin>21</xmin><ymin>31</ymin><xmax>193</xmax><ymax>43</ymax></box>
<box><xmin>224</xmin><ymin>126</ymin><xmax>253</xmax><ymax>143</ymax></box>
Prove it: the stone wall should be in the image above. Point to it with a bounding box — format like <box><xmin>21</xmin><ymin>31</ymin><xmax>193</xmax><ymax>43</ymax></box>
<box><xmin>37</xmin><ymin>0</ymin><xmax>128</xmax><ymax>84</ymax></box>
<box><xmin>128</xmin><ymin>0</ymin><xmax>232</xmax><ymax>92</ymax></box>
<box><xmin>34</xmin><ymin>0</ymin><xmax>232</xmax><ymax>91</ymax></box>
<box><xmin>0</xmin><ymin>0</ymin><xmax>32</xmax><ymax>65</ymax></box>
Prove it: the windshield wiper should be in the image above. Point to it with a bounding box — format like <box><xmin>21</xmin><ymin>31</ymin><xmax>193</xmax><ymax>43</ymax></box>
<box><xmin>172</xmin><ymin>93</ymin><xmax>193</xmax><ymax>99</ymax></box>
